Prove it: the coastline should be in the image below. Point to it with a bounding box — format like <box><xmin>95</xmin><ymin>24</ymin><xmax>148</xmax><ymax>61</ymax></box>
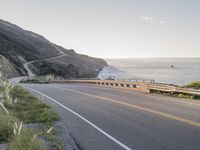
<box><xmin>99</xmin><ymin>58</ymin><xmax>200</xmax><ymax>86</ymax></box>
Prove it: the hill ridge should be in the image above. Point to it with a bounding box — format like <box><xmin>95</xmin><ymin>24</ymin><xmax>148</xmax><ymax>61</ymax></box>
<box><xmin>0</xmin><ymin>19</ymin><xmax>107</xmax><ymax>78</ymax></box>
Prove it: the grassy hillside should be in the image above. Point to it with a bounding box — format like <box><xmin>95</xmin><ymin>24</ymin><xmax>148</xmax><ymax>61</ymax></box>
<box><xmin>0</xmin><ymin>79</ymin><xmax>61</xmax><ymax>149</ymax></box>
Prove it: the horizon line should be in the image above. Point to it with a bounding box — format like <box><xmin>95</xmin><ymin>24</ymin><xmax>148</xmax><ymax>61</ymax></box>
<box><xmin>102</xmin><ymin>57</ymin><xmax>200</xmax><ymax>59</ymax></box>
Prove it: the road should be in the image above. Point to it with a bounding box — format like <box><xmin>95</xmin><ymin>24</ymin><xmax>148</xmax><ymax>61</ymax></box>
<box><xmin>22</xmin><ymin>83</ymin><xmax>200</xmax><ymax>150</ymax></box>
<box><xmin>23</xmin><ymin>46</ymin><xmax>65</xmax><ymax>77</ymax></box>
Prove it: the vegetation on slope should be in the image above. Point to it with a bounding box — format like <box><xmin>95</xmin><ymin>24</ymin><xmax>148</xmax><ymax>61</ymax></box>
<box><xmin>0</xmin><ymin>114</ymin><xmax>17</xmax><ymax>142</ymax></box>
<box><xmin>8</xmin><ymin>86</ymin><xmax>59</xmax><ymax>123</ymax></box>
<box><xmin>0</xmin><ymin>55</ymin><xmax>19</xmax><ymax>78</ymax></box>
<box><xmin>8</xmin><ymin>128</ymin><xmax>44</xmax><ymax>150</ymax></box>
<box><xmin>0</xmin><ymin>72</ymin><xmax>60</xmax><ymax>149</ymax></box>
<box><xmin>183</xmin><ymin>81</ymin><xmax>200</xmax><ymax>89</ymax></box>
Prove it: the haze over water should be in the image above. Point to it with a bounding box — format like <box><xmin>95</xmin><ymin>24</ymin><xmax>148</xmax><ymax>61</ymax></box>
<box><xmin>99</xmin><ymin>58</ymin><xmax>200</xmax><ymax>85</ymax></box>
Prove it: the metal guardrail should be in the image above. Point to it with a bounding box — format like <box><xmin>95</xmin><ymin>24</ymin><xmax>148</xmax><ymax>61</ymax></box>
<box><xmin>51</xmin><ymin>80</ymin><xmax>200</xmax><ymax>96</ymax></box>
<box><xmin>114</xmin><ymin>79</ymin><xmax>155</xmax><ymax>83</ymax></box>
<box><xmin>149</xmin><ymin>84</ymin><xmax>200</xmax><ymax>96</ymax></box>
<box><xmin>51</xmin><ymin>79</ymin><xmax>150</xmax><ymax>92</ymax></box>
<box><xmin>67</xmin><ymin>78</ymin><xmax>155</xmax><ymax>83</ymax></box>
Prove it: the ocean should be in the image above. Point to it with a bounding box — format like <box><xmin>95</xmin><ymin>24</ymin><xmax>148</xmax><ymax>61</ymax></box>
<box><xmin>98</xmin><ymin>58</ymin><xmax>200</xmax><ymax>85</ymax></box>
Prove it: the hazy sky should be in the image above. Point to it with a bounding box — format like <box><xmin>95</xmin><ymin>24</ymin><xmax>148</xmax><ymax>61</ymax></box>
<box><xmin>0</xmin><ymin>0</ymin><xmax>200</xmax><ymax>58</ymax></box>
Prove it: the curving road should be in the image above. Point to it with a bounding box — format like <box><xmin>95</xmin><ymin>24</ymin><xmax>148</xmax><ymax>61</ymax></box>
<box><xmin>23</xmin><ymin>46</ymin><xmax>65</xmax><ymax>77</ymax></box>
<box><xmin>22</xmin><ymin>83</ymin><xmax>200</xmax><ymax>150</ymax></box>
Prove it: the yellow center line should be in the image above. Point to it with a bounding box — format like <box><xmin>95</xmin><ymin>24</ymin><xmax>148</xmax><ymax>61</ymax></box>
<box><xmin>52</xmin><ymin>85</ymin><xmax>200</xmax><ymax>127</ymax></box>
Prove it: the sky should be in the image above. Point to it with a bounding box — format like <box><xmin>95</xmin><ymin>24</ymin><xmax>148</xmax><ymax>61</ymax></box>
<box><xmin>0</xmin><ymin>0</ymin><xmax>200</xmax><ymax>58</ymax></box>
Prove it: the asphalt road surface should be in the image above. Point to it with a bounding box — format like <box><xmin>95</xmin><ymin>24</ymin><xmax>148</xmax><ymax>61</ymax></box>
<box><xmin>22</xmin><ymin>83</ymin><xmax>200</xmax><ymax>150</ymax></box>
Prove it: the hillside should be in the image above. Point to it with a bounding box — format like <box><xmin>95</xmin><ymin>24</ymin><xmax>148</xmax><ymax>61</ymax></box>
<box><xmin>0</xmin><ymin>55</ymin><xmax>19</xmax><ymax>78</ymax></box>
<box><xmin>0</xmin><ymin>19</ymin><xmax>107</xmax><ymax>78</ymax></box>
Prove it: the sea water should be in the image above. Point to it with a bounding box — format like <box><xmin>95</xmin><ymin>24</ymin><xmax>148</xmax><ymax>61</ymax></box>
<box><xmin>98</xmin><ymin>58</ymin><xmax>200</xmax><ymax>85</ymax></box>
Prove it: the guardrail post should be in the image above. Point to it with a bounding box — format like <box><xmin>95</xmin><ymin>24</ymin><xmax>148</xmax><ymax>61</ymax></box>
<box><xmin>137</xmin><ymin>83</ymin><xmax>149</xmax><ymax>93</ymax></box>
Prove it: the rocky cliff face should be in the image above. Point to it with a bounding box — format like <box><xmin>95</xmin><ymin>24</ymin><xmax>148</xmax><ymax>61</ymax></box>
<box><xmin>0</xmin><ymin>19</ymin><xmax>107</xmax><ymax>78</ymax></box>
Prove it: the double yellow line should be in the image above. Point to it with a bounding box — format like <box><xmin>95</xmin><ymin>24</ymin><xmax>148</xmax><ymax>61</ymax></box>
<box><xmin>52</xmin><ymin>86</ymin><xmax>200</xmax><ymax>128</ymax></box>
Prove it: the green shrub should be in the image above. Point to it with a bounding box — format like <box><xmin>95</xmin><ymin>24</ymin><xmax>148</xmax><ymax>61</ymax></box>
<box><xmin>8</xmin><ymin>128</ymin><xmax>43</xmax><ymax>150</ymax></box>
<box><xmin>8</xmin><ymin>86</ymin><xmax>59</xmax><ymax>123</ymax></box>
<box><xmin>0</xmin><ymin>114</ymin><xmax>16</xmax><ymax>142</ymax></box>
<box><xmin>43</xmin><ymin>127</ymin><xmax>64</xmax><ymax>150</ymax></box>
<box><xmin>20</xmin><ymin>75</ymin><xmax>55</xmax><ymax>84</ymax></box>
<box><xmin>14</xmin><ymin>107</ymin><xmax>60</xmax><ymax>123</ymax></box>
<box><xmin>184</xmin><ymin>81</ymin><xmax>200</xmax><ymax>89</ymax></box>
<box><xmin>177</xmin><ymin>93</ymin><xmax>191</xmax><ymax>99</ymax></box>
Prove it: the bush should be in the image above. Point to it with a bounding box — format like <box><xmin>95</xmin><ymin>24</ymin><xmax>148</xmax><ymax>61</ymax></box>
<box><xmin>8</xmin><ymin>128</ymin><xmax>43</xmax><ymax>150</ymax></box>
<box><xmin>20</xmin><ymin>75</ymin><xmax>55</xmax><ymax>84</ymax></box>
<box><xmin>8</xmin><ymin>86</ymin><xmax>60</xmax><ymax>123</ymax></box>
<box><xmin>0</xmin><ymin>114</ymin><xmax>16</xmax><ymax>142</ymax></box>
<box><xmin>184</xmin><ymin>81</ymin><xmax>200</xmax><ymax>89</ymax></box>
<box><xmin>177</xmin><ymin>93</ymin><xmax>191</xmax><ymax>99</ymax></box>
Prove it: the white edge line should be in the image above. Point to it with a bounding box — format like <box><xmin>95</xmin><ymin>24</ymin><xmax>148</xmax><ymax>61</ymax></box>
<box><xmin>24</xmin><ymin>87</ymin><xmax>132</xmax><ymax>150</ymax></box>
